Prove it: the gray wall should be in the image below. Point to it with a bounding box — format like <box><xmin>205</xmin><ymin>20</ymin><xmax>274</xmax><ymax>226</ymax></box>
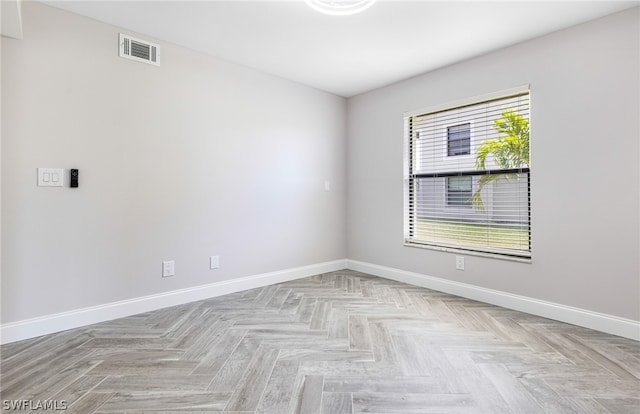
<box><xmin>347</xmin><ymin>8</ymin><xmax>640</xmax><ymax>320</ymax></box>
<box><xmin>1</xmin><ymin>2</ymin><xmax>347</xmax><ymax>323</ymax></box>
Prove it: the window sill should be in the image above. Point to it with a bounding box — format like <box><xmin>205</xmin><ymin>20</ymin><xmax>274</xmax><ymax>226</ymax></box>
<box><xmin>404</xmin><ymin>241</ymin><xmax>532</xmax><ymax>264</ymax></box>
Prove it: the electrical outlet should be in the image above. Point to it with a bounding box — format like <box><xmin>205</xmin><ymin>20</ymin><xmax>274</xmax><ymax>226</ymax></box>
<box><xmin>210</xmin><ymin>256</ymin><xmax>219</xmax><ymax>269</ymax></box>
<box><xmin>162</xmin><ymin>260</ymin><xmax>175</xmax><ymax>277</ymax></box>
<box><xmin>455</xmin><ymin>255</ymin><xmax>465</xmax><ymax>271</ymax></box>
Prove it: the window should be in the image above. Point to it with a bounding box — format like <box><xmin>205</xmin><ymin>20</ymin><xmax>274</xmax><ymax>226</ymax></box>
<box><xmin>404</xmin><ymin>86</ymin><xmax>531</xmax><ymax>259</ymax></box>
<box><xmin>447</xmin><ymin>123</ymin><xmax>470</xmax><ymax>156</ymax></box>
<box><xmin>446</xmin><ymin>176</ymin><xmax>472</xmax><ymax>207</ymax></box>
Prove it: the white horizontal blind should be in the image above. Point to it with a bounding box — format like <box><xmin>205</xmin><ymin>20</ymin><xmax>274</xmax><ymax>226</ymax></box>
<box><xmin>405</xmin><ymin>89</ymin><xmax>531</xmax><ymax>258</ymax></box>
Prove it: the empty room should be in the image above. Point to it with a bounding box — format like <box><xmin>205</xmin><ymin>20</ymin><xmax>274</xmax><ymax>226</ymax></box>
<box><xmin>1</xmin><ymin>0</ymin><xmax>639</xmax><ymax>413</ymax></box>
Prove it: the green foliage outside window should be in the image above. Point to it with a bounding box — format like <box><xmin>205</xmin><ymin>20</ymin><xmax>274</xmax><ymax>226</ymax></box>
<box><xmin>472</xmin><ymin>108</ymin><xmax>530</xmax><ymax>209</ymax></box>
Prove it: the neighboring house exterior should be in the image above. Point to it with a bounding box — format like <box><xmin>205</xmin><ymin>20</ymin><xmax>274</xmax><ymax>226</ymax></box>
<box><xmin>415</xmin><ymin>174</ymin><xmax>529</xmax><ymax>224</ymax></box>
<box><xmin>412</xmin><ymin>94</ymin><xmax>529</xmax><ymax>226</ymax></box>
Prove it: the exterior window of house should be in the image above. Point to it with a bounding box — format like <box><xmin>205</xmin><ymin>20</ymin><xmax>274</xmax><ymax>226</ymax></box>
<box><xmin>446</xmin><ymin>176</ymin><xmax>472</xmax><ymax>207</ymax></box>
<box><xmin>404</xmin><ymin>86</ymin><xmax>531</xmax><ymax>259</ymax></box>
<box><xmin>447</xmin><ymin>123</ymin><xmax>470</xmax><ymax>156</ymax></box>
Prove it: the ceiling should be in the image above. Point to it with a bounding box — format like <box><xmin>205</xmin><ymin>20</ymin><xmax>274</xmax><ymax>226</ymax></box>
<box><xmin>41</xmin><ymin>0</ymin><xmax>638</xmax><ymax>97</ymax></box>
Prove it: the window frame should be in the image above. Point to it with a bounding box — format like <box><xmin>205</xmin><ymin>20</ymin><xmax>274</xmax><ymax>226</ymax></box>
<box><xmin>403</xmin><ymin>85</ymin><xmax>531</xmax><ymax>262</ymax></box>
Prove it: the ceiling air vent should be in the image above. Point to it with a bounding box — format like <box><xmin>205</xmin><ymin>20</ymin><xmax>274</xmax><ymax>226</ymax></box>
<box><xmin>119</xmin><ymin>33</ymin><xmax>160</xmax><ymax>66</ymax></box>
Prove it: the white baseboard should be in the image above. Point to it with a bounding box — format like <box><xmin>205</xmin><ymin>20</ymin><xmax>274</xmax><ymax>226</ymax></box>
<box><xmin>347</xmin><ymin>259</ymin><xmax>640</xmax><ymax>341</ymax></box>
<box><xmin>0</xmin><ymin>259</ymin><xmax>348</xmax><ymax>345</ymax></box>
<box><xmin>3</xmin><ymin>258</ymin><xmax>638</xmax><ymax>344</ymax></box>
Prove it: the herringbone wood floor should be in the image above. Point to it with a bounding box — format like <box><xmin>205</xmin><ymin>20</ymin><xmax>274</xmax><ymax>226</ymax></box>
<box><xmin>1</xmin><ymin>270</ymin><xmax>639</xmax><ymax>413</ymax></box>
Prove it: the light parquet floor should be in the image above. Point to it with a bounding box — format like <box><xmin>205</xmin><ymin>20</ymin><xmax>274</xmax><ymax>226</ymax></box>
<box><xmin>1</xmin><ymin>270</ymin><xmax>639</xmax><ymax>413</ymax></box>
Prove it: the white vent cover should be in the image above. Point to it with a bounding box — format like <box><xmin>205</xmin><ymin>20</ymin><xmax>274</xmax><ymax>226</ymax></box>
<box><xmin>119</xmin><ymin>33</ymin><xmax>160</xmax><ymax>66</ymax></box>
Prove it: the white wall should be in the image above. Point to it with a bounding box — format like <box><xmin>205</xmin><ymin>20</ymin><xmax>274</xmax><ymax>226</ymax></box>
<box><xmin>1</xmin><ymin>2</ymin><xmax>347</xmax><ymax>324</ymax></box>
<box><xmin>347</xmin><ymin>8</ymin><xmax>640</xmax><ymax>321</ymax></box>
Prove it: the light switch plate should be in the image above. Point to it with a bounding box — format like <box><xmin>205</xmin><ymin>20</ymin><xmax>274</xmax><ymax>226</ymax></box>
<box><xmin>37</xmin><ymin>168</ymin><xmax>64</xmax><ymax>187</ymax></box>
<box><xmin>162</xmin><ymin>260</ymin><xmax>175</xmax><ymax>277</ymax></box>
<box><xmin>210</xmin><ymin>256</ymin><xmax>219</xmax><ymax>269</ymax></box>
